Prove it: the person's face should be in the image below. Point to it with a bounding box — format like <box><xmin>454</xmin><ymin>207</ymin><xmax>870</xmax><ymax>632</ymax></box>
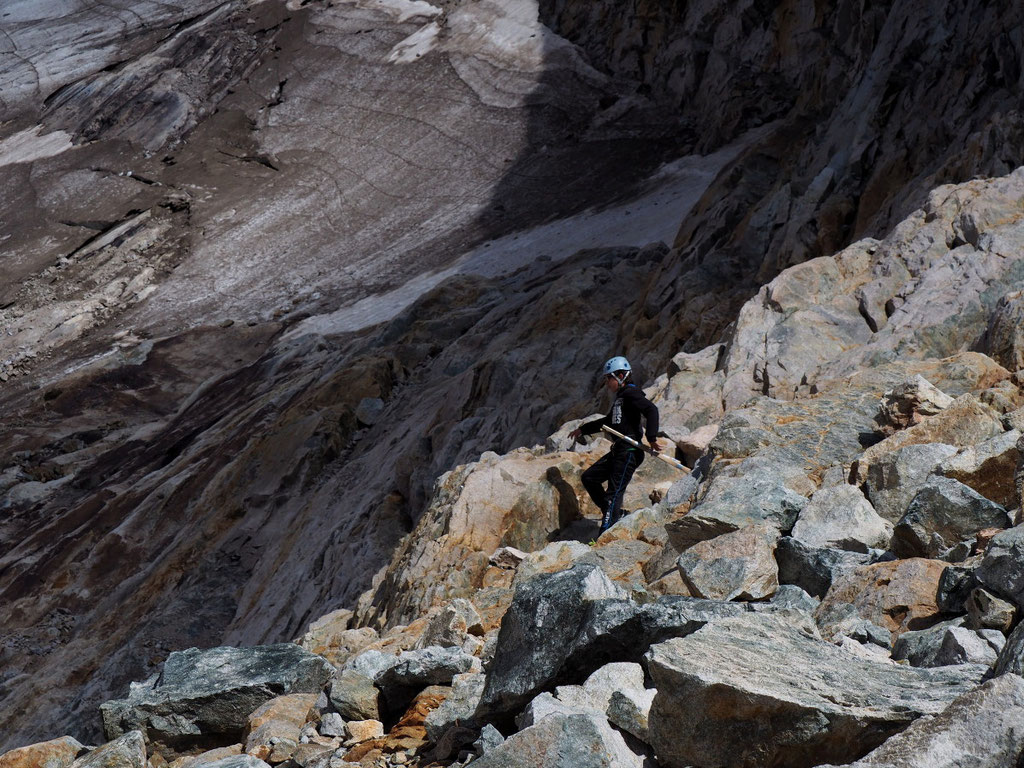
<box><xmin>604</xmin><ymin>373</ymin><xmax>620</xmax><ymax>392</ymax></box>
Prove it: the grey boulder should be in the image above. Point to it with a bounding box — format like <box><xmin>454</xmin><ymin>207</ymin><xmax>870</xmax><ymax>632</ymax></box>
<box><xmin>891</xmin><ymin>617</ymin><xmax>967</xmax><ymax>668</ymax></box>
<box><xmin>645</xmin><ymin>615</ymin><xmax>986</xmax><ymax>768</ymax></box>
<box><xmin>864</xmin><ymin>443</ymin><xmax>959</xmax><ymax>523</ymax></box>
<box><xmin>469</xmin><ymin>713</ymin><xmax>643</xmax><ymax>768</ymax></box>
<box><xmin>933</xmin><ymin>626</ymin><xmax>1004</xmax><ymax>667</ymax></box>
<box><xmin>424</xmin><ymin>672</ymin><xmax>486</xmax><ymax>742</ymax></box>
<box><xmin>100</xmin><ymin>645</ymin><xmax>333</xmax><ymax>756</ymax></box>
<box><xmin>892</xmin><ymin>476</ymin><xmax>1010</xmax><ymax>560</ymax></box>
<box><xmin>328</xmin><ymin>669</ymin><xmax>380</xmax><ymax>721</ymax></box>
<box><xmin>791</xmin><ymin>484</ymin><xmax>892</xmax><ymax>553</ymax></box>
<box><xmin>775</xmin><ymin>536</ymin><xmax>871</xmax><ymax>598</ymax></box>
<box><xmin>72</xmin><ymin>732</ymin><xmax>147</xmax><ymax>768</ymax></box>
<box><xmin>676</xmin><ymin>523</ymin><xmax>780</xmax><ymax>601</ymax></box>
<box><xmin>817</xmin><ymin>674</ymin><xmax>1024</xmax><ymax>768</ymax></box>
<box><xmin>976</xmin><ymin>525</ymin><xmax>1024</xmax><ymax>610</ymax></box>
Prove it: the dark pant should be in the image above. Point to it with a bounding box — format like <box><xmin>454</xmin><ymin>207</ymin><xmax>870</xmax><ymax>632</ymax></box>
<box><xmin>581</xmin><ymin>444</ymin><xmax>644</xmax><ymax>531</ymax></box>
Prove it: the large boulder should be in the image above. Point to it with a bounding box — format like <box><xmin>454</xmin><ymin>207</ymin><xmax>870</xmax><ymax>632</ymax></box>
<box><xmin>817</xmin><ymin>675</ymin><xmax>1024</xmax><ymax>768</ymax></box>
<box><xmin>791</xmin><ymin>485</ymin><xmax>892</xmax><ymax>553</ymax></box>
<box><xmin>328</xmin><ymin>670</ymin><xmax>380</xmax><ymax>722</ymax></box>
<box><xmin>976</xmin><ymin>525</ymin><xmax>1024</xmax><ymax>610</ymax></box>
<box><xmin>775</xmin><ymin>537</ymin><xmax>872</xmax><ymax>598</ymax></box>
<box><xmin>992</xmin><ymin>618</ymin><xmax>1024</xmax><ymax>677</ymax></box>
<box><xmin>243</xmin><ymin>694</ymin><xmax>317</xmax><ymax>763</ymax></box>
<box><xmin>676</xmin><ymin>524</ymin><xmax>780</xmax><ymax>601</ymax></box>
<box><xmin>72</xmin><ymin>733</ymin><xmax>147</xmax><ymax>768</ymax></box>
<box><xmin>477</xmin><ymin>564</ymin><xmax>750</xmax><ymax>719</ymax></box>
<box><xmin>982</xmin><ymin>289</ymin><xmax>1024</xmax><ymax>372</ymax></box>
<box><xmin>891</xmin><ymin>476</ymin><xmax>1010</xmax><ymax>560</ymax></box>
<box><xmin>875</xmin><ymin>376</ymin><xmax>955</xmax><ymax>433</ymax></box>
<box><xmin>100</xmin><ymin>645</ymin><xmax>333</xmax><ymax>758</ymax></box>
<box><xmin>815</xmin><ymin>559</ymin><xmax>947</xmax><ymax>638</ymax></box>
<box><xmin>862</xmin><ymin>443</ymin><xmax>959</xmax><ymax>523</ymax></box>
<box><xmin>0</xmin><ymin>738</ymin><xmax>85</xmax><ymax>768</ymax></box>
<box><xmin>667</xmin><ymin>465</ymin><xmax>806</xmax><ymax>548</ymax></box>
<box><xmin>933</xmin><ymin>626</ymin><xmax>1004</xmax><ymax>667</ymax></box>
<box><xmin>468</xmin><ymin>713</ymin><xmax>643</xmax><ymax>768</ymax></box>
<box><xmin>938</xmin><ymin>430</ymin><xmax>1022</xmax><ymax>509</ymax></box>
<box><xmin>645</xmin><ymin>615</ymin><xmax>987</xmax><ymax>768</ymax></box>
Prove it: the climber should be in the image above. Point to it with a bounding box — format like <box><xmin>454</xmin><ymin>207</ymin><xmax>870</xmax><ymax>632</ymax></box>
<box><xmin>569</xmin><ymin>356</ymin><xmax>661</xmax><ymax>533</ymax></box>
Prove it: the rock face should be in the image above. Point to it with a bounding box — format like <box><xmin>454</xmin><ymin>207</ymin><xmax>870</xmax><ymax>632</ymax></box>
<box><xmin>100</xmin><ymin>646</ymin><xmax>333</xmax><ymax>757</ymax></box>
<box><xmin>645</xmin><ymin>615</ymin><xmax>987</xmax><ymax>768</ymax></box>
<box><xmin>817</xmin><ymin>674</ymin><xmax>1024</xmax><ymax>768</ymax></box>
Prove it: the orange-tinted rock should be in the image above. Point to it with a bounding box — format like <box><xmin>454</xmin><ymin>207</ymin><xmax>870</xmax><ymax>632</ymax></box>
<box><xmin>0</xmin><ymin>737</ymin><xmax>84</xmax><ymax>768</ymax></box>
<box><xmin>816</xmin><ymin>558</ymin><xmax>948</xmax><ymax>637</ymax></box>
<box><xmin>245</xmin><ymin>694</ymin><xmax>317</xmax><ymax>762</ymax></box>
<box><xmin>167</xmin><ymin>746</ymin><xmax>241</xmax><ymax>768</ymax></box>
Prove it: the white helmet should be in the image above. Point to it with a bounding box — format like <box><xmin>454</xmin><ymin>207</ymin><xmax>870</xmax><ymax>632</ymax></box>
<box><xmin>602</xmin><ymin>356</ymin><xmax>631</xmax><ymax>376</ymax></box>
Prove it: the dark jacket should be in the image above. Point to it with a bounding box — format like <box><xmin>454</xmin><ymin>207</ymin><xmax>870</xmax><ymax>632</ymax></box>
<box><xmin>580</xmin><ymin>383</ymin><xmax>659</xmax><ymax>445</ymax></box>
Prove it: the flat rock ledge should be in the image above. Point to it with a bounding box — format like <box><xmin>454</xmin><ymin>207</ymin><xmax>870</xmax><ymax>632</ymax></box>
<box><xmin>645</xmin><ymin>615</ymin><xmax>987</xmax><ymax>768</ymax></box>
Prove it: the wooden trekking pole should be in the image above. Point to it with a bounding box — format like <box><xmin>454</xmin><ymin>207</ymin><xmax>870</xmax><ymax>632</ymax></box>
<box><xmin>601</xmin><ymin>425</ymin><xmax>689</xmax><ymax>473</ymax></box>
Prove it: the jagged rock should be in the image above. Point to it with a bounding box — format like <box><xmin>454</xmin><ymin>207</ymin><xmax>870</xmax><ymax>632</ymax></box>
<box><xmin>992</xmin><ymin>619</ymin><xmax>1024</xmax><ymax>677</ymax></box>
<box><xmin>244</xmin><ymin>694</ymin><xmax>317</xmax><ymax>763</ymax></box>
<box><xmin>342</xmin><ymin>720</ymin><xmax>382</xmax><ymax>746</ymax></box>
<box><xmin>674</xmin><ymin>424</ymin><xmax>719</xmax><ymax>467</ymax></box>
<box><xmin>416</xmin><ymin>600</ymin><xmax>484</xmax><ymax>650</ymax></box>
<box><xmin>607</xmin><ymin>686</ymin><xmax>656</xmax><ymax>743</ymax></box>
<box><xmin>472</xmin><ymin>724</ymin><xmax>504</xmax><ymax>757</ymax></box>
<box><xmin>815</xmin><ymin>559</ymin><xmax>947</xmax><ymax>638</ymax></box>
<box><xmin>423</xmin><ymin>672</ymin><xmax>486</xmax><ymax>742</ymax></box>
<box><xmin>876</xmin><ymin>376</ymin><xmax>955</xmax><ymax>433</ymax></box>
<box><xmin>775</xmin><ymin>536</ymin><xmax>871</xmax><ymax>598</ymax></box>
<box><xmin>976</xmin><ymin>525</ymin><xmax>1024</xmax><ymax>610</ymax></box>
<box><xmin>676</xmin><ymin>523</ymin><xmax>780</xmax><ymax>601</ymax></box>
<box><xmin>518</xmin><ymin>662</ymin><xmax>648</xmax><ymax>730</ymax></box>
<box><xmin>101</xmin><ymin>645</ymin><xmax>333</xmax><ymax>758</ymax></box>
<box><xmin>516</xmin><ymin>692</ymin><xmax>593</xmax><ymax>729</ymax></box>
<box><xmin>513</xmin><ymin>541</ymin><xmax>592</xmax><ymax>583</ymax></box>
<box><xmin>863</xmin><ymin>443</ymin><xmax>959</xmax><ymax>523</ymax></box>
<box><xmin>892</xmin><ymin>476</ymin><xmax>1011</xmax><ymax>560</ymax></box>
<box><xmin>73</xmin><ymin>733</ymin><xmax>147</xmax><ymax>768</ymax></box>
<box><xmin>168</xmin><ymin>746</ymin><xmax>245</xmax><ymax>768</ymax></box>
<box><xmin>891</xmin><ymin>617</ymin><xmax>967</xmax><ymax>668</ymax></box>
<box><xmin>298</xmin><ymin>609</ymin><xmax>377</xmax><ymax>668</ymax></box>
<box><xmin>667</xmin><ymin>466</ymin><xmax>806</xmax><ymax>548</ymax></box>
<box><xmin>938</xmin><ymin>430</ymin><xmax>1022</xmax><ymax>509</ymax></box>
<box><xmin>770</xmin><ymin>584</ymin><xmax>820</xmax><ymax>614</ymax></box>
<box><xmin>469</xmin><ymin>713</ymin><xmax>643</xmax><ymax>768</ymax></box>
<box><xmin>488</xmin><ymin>547</ymin><xmax>528</xmax><ymax>569</ymax></box>
<box><xmin>936</xmin><ymin>561</ymin><xmax>980</xmax><ymax>613</ymax></box>
<box><xmin>649</xmin><ymin>348</ymin><xmax>726</xmax><ymax>433</ymax></box>
<box><xmin>582</xmin><ymin>538</ymin><xmax>659</xmax><ymax>589</ymax></box>
<box><xmin>791</xmin><ymin>485</ymin><xmax>892</xmax><ymax>553</ymax></box>
<box><xmin>478</xmin><ymin>564</ymin><xmax>751</xmax><ymax>719</ymax></box>
<box><xmin>856</xmin><ymin>396</ymin><xmax>1006</xmax><ymax>484</ymax></box>
<box><xmin>817</xmin><ymin>604</ymin><xmax>893</xmax><ymax>649</ymax></box>
<box><xmin>966</xmin><ymin>587</ymin><xmax>1016</xmax><ymax>632</ymax></box>
<box><xmin>343</xmin><ymin>650</ymin><xmax>402</xmax><ymax>682</ymax></box>
<box><xmin>374</xmin><ymin>647</ymin><xmax>480</xmax><ymax>708</ymax></box>
<box><xmin>817</xmin><ymin>674</ymin><xmax>1024</xmax><ymax>768</ymax></box>
<box><xmin>317</xmin><ymin>713</ymin><xmax>344</xmax><ymax>739</ymax></box>
<box><xmin>0</xmin><ymin>738</ymin><xmax>85</xmax><ymax>768</ymax></box>
<box><xmin>982</xmin><ymin>289</ymin><xmax>1024</xmax><ymax>372</ymax></box>
<box><xmin>645</xmin><ymin>615</ymin><xmax>987</xmax><ymax>768</ymax></box>
<box><xmin>934</xmin><ymin>626</ymin><xmax>1004</xmax><ymax>667</ymax></box>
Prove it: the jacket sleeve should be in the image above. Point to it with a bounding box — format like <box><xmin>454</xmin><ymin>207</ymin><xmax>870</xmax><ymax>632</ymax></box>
<box><xmin>631</xmin><ymin>388</ymin><xmax>660</xmax><ymax>442</ymax></box>
<box><xmin>579</xmin><ymin>415</ymin><xmax>608</xmax><ymax>436</ymax></box>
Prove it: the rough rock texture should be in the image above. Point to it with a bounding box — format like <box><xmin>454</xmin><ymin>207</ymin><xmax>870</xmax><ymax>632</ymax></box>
<box><xmin>937</xmin><ymin>430</ymin><xmax>1023</xmax><ymax>510</ymax></box>
<box><xmin>646</xmin><ymin>615</ymin><xmax>987</xmax><ymax>768</ymax></box>
<box><xmin>72</xmin><ymin>733</ymin><xmax>147</xmax><ymax>768</ymax></box>
<box><xmin>891</xmin><ymin>618</ymin><xmax>966</xmax><ymax>668</ymax></box>
<box><xmin>676</xmin><ymin>524</ymin><xmax>780</xmax><ymax>601</ymax></box>
<box><xmin>892</xmin><ymin>477</ymin><xmax>1011</xmax><ymax>560</ymax></box>
<box><xmin>863</xmin><ymin>443</ymin><xmax>960</xmax><ymax>523</ymax></box>
<box><xmin>791</xmin><ymin>485</ymin><xmax>892</xmax><ymax>553</ymax></box>
<box><xmin>100</xmin><ymin>646</ymin><xmax>333</xmax><ymax>758</ymax></box>
<box><xmin>876</xmin><ymin>376</ymin><xmax>955</xmax><ymax>433</ymax></box>
<box><xmin>815</xmin><ymin>559</ymin><xmax>947</xmax><ymax>638</ymax></box>
<box><xmin>817</xmin><ymin>674</ymin><xmax>1024</xmax><ymax>768</ymax></box>
<box><xmin>976</xmin><ymin>526</ymin><xmax>1024</xmax><ymax>610</ymax></box>
<box><xmin>469</xmin><ymin>713</ymin><xmax>643</xmax><ymax>768</ymax></box>
<box><xmin>4</xmin><ymin>0</ymin><xmax>1024</xmax><ymax>753</ymax></box>
<box><xmin>0</xmin><ymin>739</ymin><xmax>86</xmax><ymax>768</ymax></box>
<box><xmin>776</xmin><ymin>537</ymin><xmax>872</xmax><ymax>599</ymax></box>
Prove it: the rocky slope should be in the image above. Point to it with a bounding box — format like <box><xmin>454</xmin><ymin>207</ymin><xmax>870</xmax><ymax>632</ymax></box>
<box><xmin>2</xmin><ymin>0</ymin><xmax>1024</xmax><ymax>754</ymax></box>
<box><xmin>6</xmin><ymin>165</ymin><xmax>1024</xmax><ymax>768</ymax></box>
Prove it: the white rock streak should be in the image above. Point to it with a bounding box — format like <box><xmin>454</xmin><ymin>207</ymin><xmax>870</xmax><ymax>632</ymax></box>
<box><xmin>0</xmin><ymin>125</ymin><xmax>75</xmax><ymax>167</ymax></box>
